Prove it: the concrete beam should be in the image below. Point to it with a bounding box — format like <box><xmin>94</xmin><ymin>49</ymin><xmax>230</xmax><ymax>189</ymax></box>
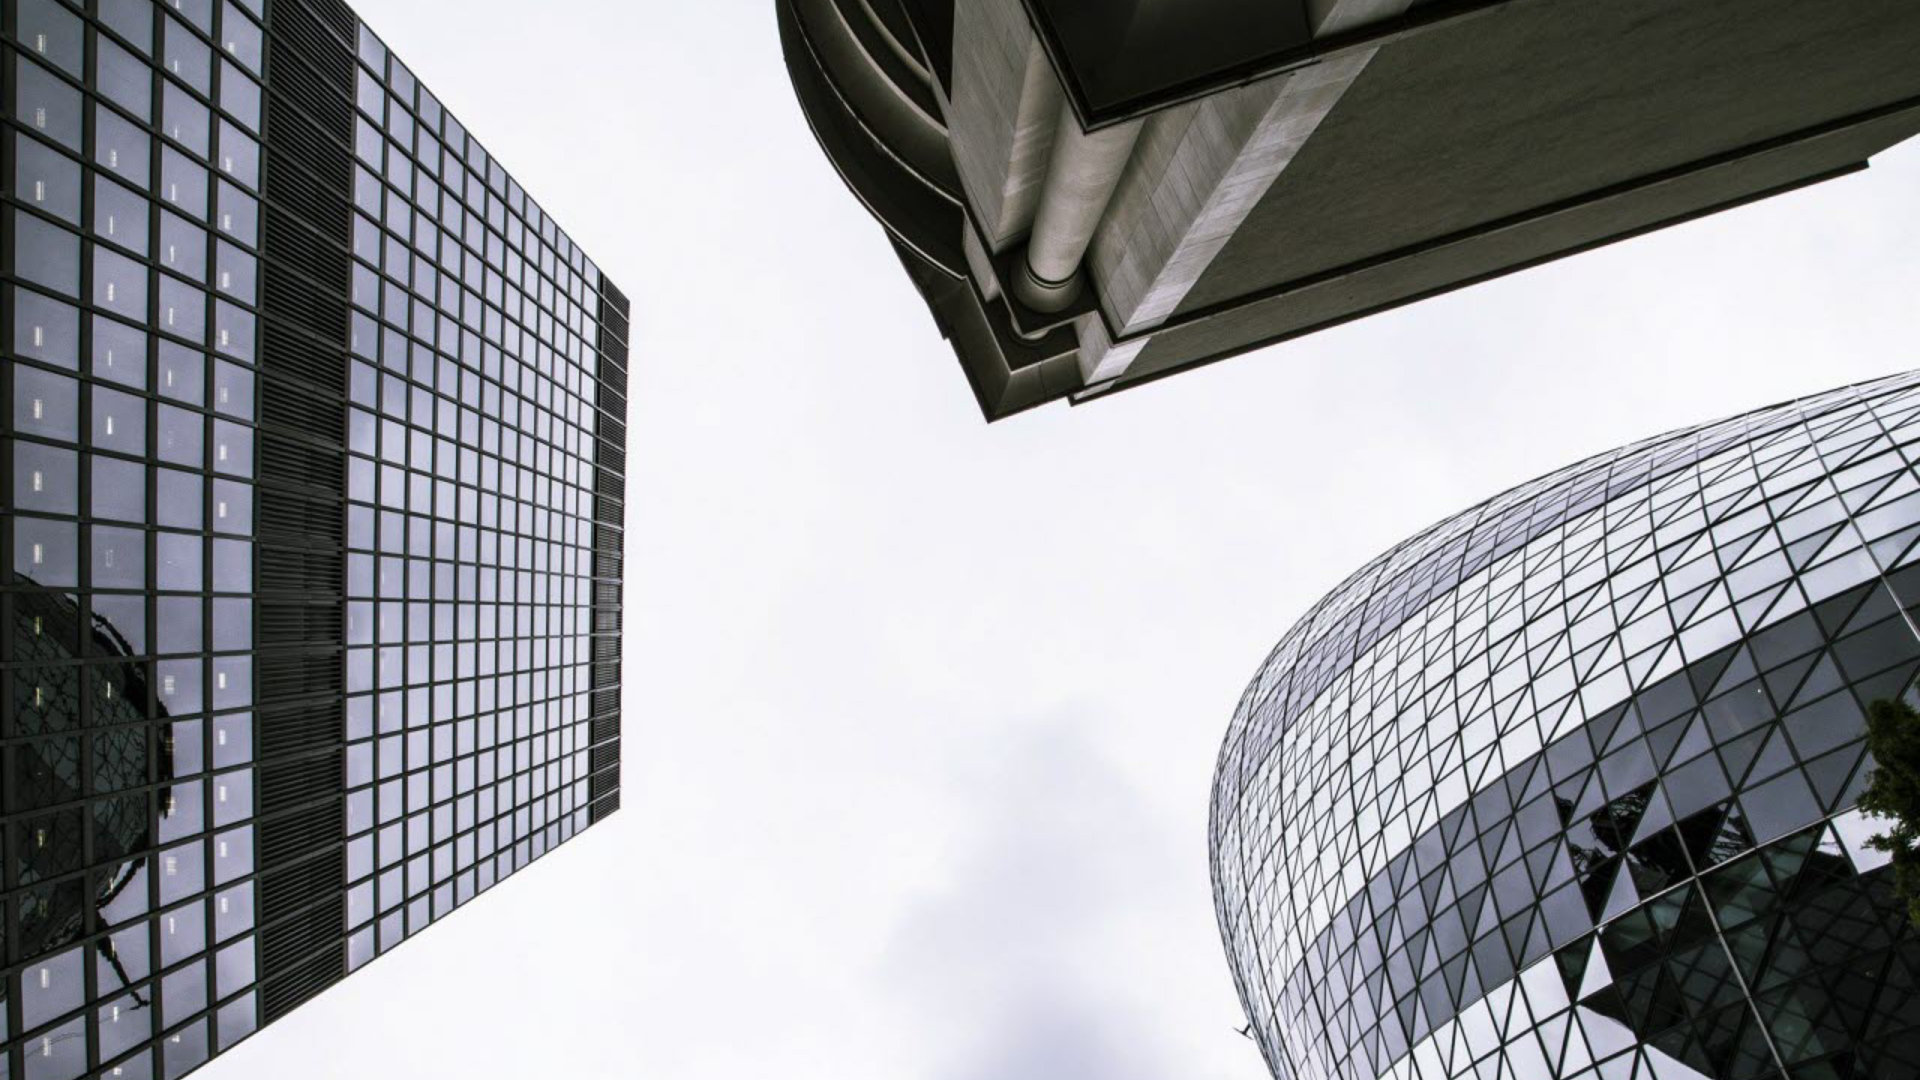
<box><xmin>1075</xmin><ymin>0</ymin><xmax>1412</xmax><ymax>382</ymax></box>
<box><xmin>1309</xmin><ymin>0</ymin><xmax>1409</xmax><ymax>36</ymax></box>
<box><xmin>947</xmin><ymin>0</ymin><xmax>1062</xmax><ymax>251</ymax></box>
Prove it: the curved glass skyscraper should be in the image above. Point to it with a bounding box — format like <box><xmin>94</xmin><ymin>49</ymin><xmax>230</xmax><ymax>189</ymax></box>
<box><xmin>1211</xmin><ymin>373</ymin><xmax>1920</xmax><ymax>1080</ymax></box>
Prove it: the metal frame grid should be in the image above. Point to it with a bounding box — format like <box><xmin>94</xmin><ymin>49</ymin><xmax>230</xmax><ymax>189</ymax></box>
<box><xmin>1</xmin><ymin>0</ymin><xmax>625</xmax><ymax>1077</ymax></box>
<box><xmin>1213</xmin><ymin>372</ymin><xmax>1920</xmax><ymax>1080</ymax></box>
<box><xmin>2</xmin><ymin>0</ymin><xmax>269</xmax><ymax>1076</ymax></box>
<box><xmin>336</xmin><ymin>6</ymin><xmax>607</xmax><ymax>986</ymax></box>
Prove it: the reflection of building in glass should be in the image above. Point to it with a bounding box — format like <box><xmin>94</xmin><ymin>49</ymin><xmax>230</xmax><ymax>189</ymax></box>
<box><xmin>1212</xmin><ymin>373</ymin><xmax>1920</xmax><ymax>1080</ymax></box>
<box><xmin>4</xmin><ymin>0</ymin><xmax>625</xmax><ymax>1075</ymax></box>
<box><xmin>8</xmin><ymin>582</ymin><xmax>171</xmax><ymax>966</ymax></box>
<box><xmin>780</xmin><ymin>0</ymin><xmax>1920</xmax><ymax>420</ymax></box>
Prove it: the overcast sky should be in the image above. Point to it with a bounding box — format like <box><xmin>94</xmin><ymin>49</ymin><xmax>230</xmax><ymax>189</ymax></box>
<box><xmin>210</xmin><ymin>3</ymin><xmax>1920</xmax><ymax>1078</ymax></box>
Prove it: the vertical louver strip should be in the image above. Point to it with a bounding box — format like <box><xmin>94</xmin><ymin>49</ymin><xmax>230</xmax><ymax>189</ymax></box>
<box><xmin>254</xmin><ymin>0</ymin><xmax>356</xmax><ymax>1021</ymax></box>
<box><xmin>588</xmin><ymin>280</ymin><xmax>630</xmax><ymax>822</ymax></box>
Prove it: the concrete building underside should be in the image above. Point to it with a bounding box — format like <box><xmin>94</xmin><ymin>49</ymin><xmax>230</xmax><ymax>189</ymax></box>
<box><xmin>779</xmin><ymin>0</ymin><xmax>1920</xmax><ymax>420</ymax></box>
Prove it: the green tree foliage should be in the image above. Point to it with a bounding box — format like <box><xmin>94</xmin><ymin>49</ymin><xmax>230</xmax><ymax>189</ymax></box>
<box><xmin>1861</xmin><ymin>697</ymin><xmax>1920</xmax><ymax>928</ymax></box>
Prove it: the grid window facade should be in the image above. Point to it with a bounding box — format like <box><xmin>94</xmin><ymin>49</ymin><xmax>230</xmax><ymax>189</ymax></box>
<box><xmin>2</xmin><ymin>1</ymin><xmax>625</xmax><ymax>1077</ymax></box>
<box><xmin>4</xmin><ymin>0</ymin><xmax>266</xmax><ymax>1076</ymax></box>
<box><xmin>1213</xmin><ymin>373</ymin><xmax>1920</xmax><ymax>1080</ymax></box>
<box><xmin>336</xmin><ymin>18</ymin><xmax>605</xmax><ymax>972</ymax></box>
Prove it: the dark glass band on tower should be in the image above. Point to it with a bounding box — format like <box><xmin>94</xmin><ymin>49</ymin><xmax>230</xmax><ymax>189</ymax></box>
<box><xmin>1212</xmin><ymin>373</ymin><xmax>1920</xmax><ymax>1080</ymax></box>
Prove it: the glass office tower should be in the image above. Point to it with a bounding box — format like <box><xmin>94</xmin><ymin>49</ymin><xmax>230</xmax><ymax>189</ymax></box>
<box><xmin>2</xmin><ymin>1</ymin><xmax>627</xmax><ymax>1076</ymax></box>
<box><xmin>1212</xmin><ymin>373</ymin><xmax>1920</xmax><ymax>1080</ymax></box>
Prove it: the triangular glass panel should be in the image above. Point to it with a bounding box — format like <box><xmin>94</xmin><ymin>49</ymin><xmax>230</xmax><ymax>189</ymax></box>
<box><xmin>1557</xmin><ymin>935</ymin><xmax>1592</xmax><ymax>998</ymax></box>
<box><xmin>1848</xmin><ymin>659</ymin><xmax>1920</xmax><ymax>710</ymax></box>
<box><xmin>1629</xmin><ymin>788</ymin><xmax>1675</xmax><ymax>848</ymax></box>
<box><xmin>1578</xmin><ymin>935</ymin><xmax>1614</xmax><ymax>1002</ymax></box>
<box><xmin>1812</xmin><ymin>580</ymin><xmax>1877</xmax><ymax>637</ymax></box>
<box><xmin>1733</xmin><ymin>582</ymin><xmax>1792</xmax><ymax>632</ymax></box>
<box><xmin>1786</xmin><ymin>653</ymin><xmax>1846</xmax><ymax>711</ymax></box>
<box><xmin>1663</xmin><ymin>716</ymin><xmax>1714</xmax><ymax>770</ymax></box>
<box><xmin>1579</xmin><ymin>853</ymin><xmax>1623</xmax><ymax>921</ymax></box>
<box><xmin>1839</xmin><ymin>581</ymin><xmax>1902</xmax><ymax>636</ymax></box>
<box><xmin>1872</xmin><ymin>524</ymin><xmax>1920</xmax><ymax>572</ymax></box>
<box><xmin>1600</xmin><ymin>867</ymin><xmax>1641</xmax><ymax>923</ymax></box>
<box><xmin>1714</xmin><ymin>726</ymin><xmax>1771</xmax><ymax>788</ymax></box>
<box><xmin>1744</xmin><ymin>728</ymin><xmax>1796</xmax><ymax>787</ymax></box>
<box><xmin>1803</xmin><ymin>743</ymin><xmax>1866</xmax><ymax>813</ymax></box>
<box><xmin>1707</xmin><ymin>646</ymin><xmax>1758</xmax><ymax>700</ymax></box>
<box><xmin>1787</xmin><ymin>524</ymin><xmax>1846</xmax><ymax>571</ymax></box>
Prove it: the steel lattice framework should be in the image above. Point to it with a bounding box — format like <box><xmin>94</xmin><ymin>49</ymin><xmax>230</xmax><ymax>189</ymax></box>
<box><xmin>1212</xmin><ymin>372</ymin><xmax>1920</xmax><ymax>1080</ymax></box>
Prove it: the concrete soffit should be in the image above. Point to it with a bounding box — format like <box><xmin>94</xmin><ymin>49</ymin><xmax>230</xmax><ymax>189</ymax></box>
<box><xmin>942</xmin><ymin>0</ymin><xmax>1416</xmax><ymax>391</ymax></box>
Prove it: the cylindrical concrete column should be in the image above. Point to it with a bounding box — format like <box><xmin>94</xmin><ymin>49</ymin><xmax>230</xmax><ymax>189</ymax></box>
<box><xmin>1012</xmin><ymin>105</ymin><xmax>1142</xmax><ymax>313</ymax></box>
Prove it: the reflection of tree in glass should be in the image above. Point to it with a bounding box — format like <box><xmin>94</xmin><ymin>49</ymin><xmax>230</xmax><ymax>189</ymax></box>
<box><xmin>1862</xmin><ymin>697</ymin><xmax>1920</xmax><ymax>928</ymax></box>
<box><xmin>8</xmin><ymin>575</ymin><xmax>172</xmax><ymax>999</ymax></box>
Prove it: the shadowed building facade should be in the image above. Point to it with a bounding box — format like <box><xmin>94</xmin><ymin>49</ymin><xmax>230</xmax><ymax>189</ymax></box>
<box><xmin>780</xmin><ymin>0</ymin><xmax>1920</xmax><ymax>419</ymax></box>
<box><xmin>3</xmin><ymin>0</ymin><xmax>626</xmax><ymax>1075</ymax></box>
<box><xmin>1210</xmin><ymin>372</ymin><xmax>1920</xmax><ymax>1080</ymax></box>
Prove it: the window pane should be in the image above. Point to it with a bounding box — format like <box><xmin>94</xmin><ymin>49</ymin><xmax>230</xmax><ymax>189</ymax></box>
<box><xmin>16</xmin><ymin>56</ymin><xmax>82</xmax><ymax>150</ymax></box>
<box><xmin>13</xmin><ymin>287</ymin><xmax>79</xmax><ymax>368</ymax></box>
<box><xmin>215</xmin><ymin>241</ymin><xmax>257</xmax><ymax>302</ymax></box>
<box><xmin>157</xmin><ymin>532</ymin><xmax>204</xmax><ymax>591</ymax></box>
<box><xmin>15</xmin><ymin>367</ymin><xmax>79</xmax><ymax>440</ymax></box>
<box><xmin>163</xmin><ymin>80</ymin><xmax>212</xmax><ymax>157</ymax></box>
<box><xmin>94</xmin><ymin>245</ymin><xmax>150</xmax><ymax>319</ymax></box>
<box><xmin>17</xmin><ymin>0</ymin><xmax>85</xmax><ymax>76</ymax></box>
<box><xmin>158</xmin><ymin>342</ymin><xmax>207</xmax><ymax>406</ymax></box>
<box><xmin>217</xmin><ymin>118</ymin><xmax>260</xmax><ymax>185</ymax></box>
<box><xmin>97</xmin><ymin>108</ymin><xmax>154</xmax><ymax>188</ymax></box>
<box><xmin>163</xmin><ymin>17</ymin><xmax>212</xmax><ymax>91</ymax></box>
<box><xmin>14</xmin><ymin>211</ymin><xmax>80</xmax><ymax>296</ymax></box>
<box><xmin>160</xmin><ymin>211</ymin><xmax>208</xmax><ymax>281</ymax></box>
<box><xmin>161</xmin><ymin>147</ymin><xmax>209</xmax><ymax>219</ymax></box>
<box><xmin>14</xmin><ymin>134</ymin><xmax>81</xmax><ymax>223</ymax></box>
<box><xmin>100</xmin><ymin>0</ymin><xmax>155</xmax><ymax>54</ymax></box>
<box><xmin>93</xmin><ymin>315</ymin><xmax>150</xmax><ymax>389</ymax></box>
<box><xmin>212</xmin><ymin>479</ymin><xmax>251</xmax><ymax>535</ymax></box>
<box><xmin>160</xmin><ymin>277</ymin><xmax>208</xmax><ymax>343</ymax></box>
<box><xmin>95</xmin><ymin>175</ymin><xmax>152</xmax><ymax>256</ymax></box>
<box><xmin>218</xmin><ymin>61</ymin><xmax>262</xmax><ymax>133</ymax></box>
<box><xmin>14</xmin><ymin>442</ymin><xmax>77</xmax><ymax>515</ymax></box>
<box><xmin>92</xmin><ymin>387</ymin><xmax>147</xmax><ymax>456</ymax></box>
<box><xmin>98</xmin><ymin>33</ymin><xmax>154</xmax><ymax>118</ymax></box>
<box><xmin>92</xmin><ymin>593</ymin><xmax>147</xmax><ymax>655</ymax></box>
<box><xmin>158</xmin><ymin>403</ymin><xmax>206</xmax><ymax>468</ymax></box>
<box><xmin>92</xmin><ymin>455</ymin><xmax>148</xmax><ymax>523</ymax></box>
<box><xmin>92</xmin><ymin>525</ymin><xmax>147</xmax><ymax>589</ymax></box>
<box><xmin>157</xmin><ymin>468</ymin><xmax>205</xmax><ymax>530</ymax></box>
<box><xmin>222</xmin><ymin>4</ymin><xmax>264</xmax><ymax>73</ymax></box>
